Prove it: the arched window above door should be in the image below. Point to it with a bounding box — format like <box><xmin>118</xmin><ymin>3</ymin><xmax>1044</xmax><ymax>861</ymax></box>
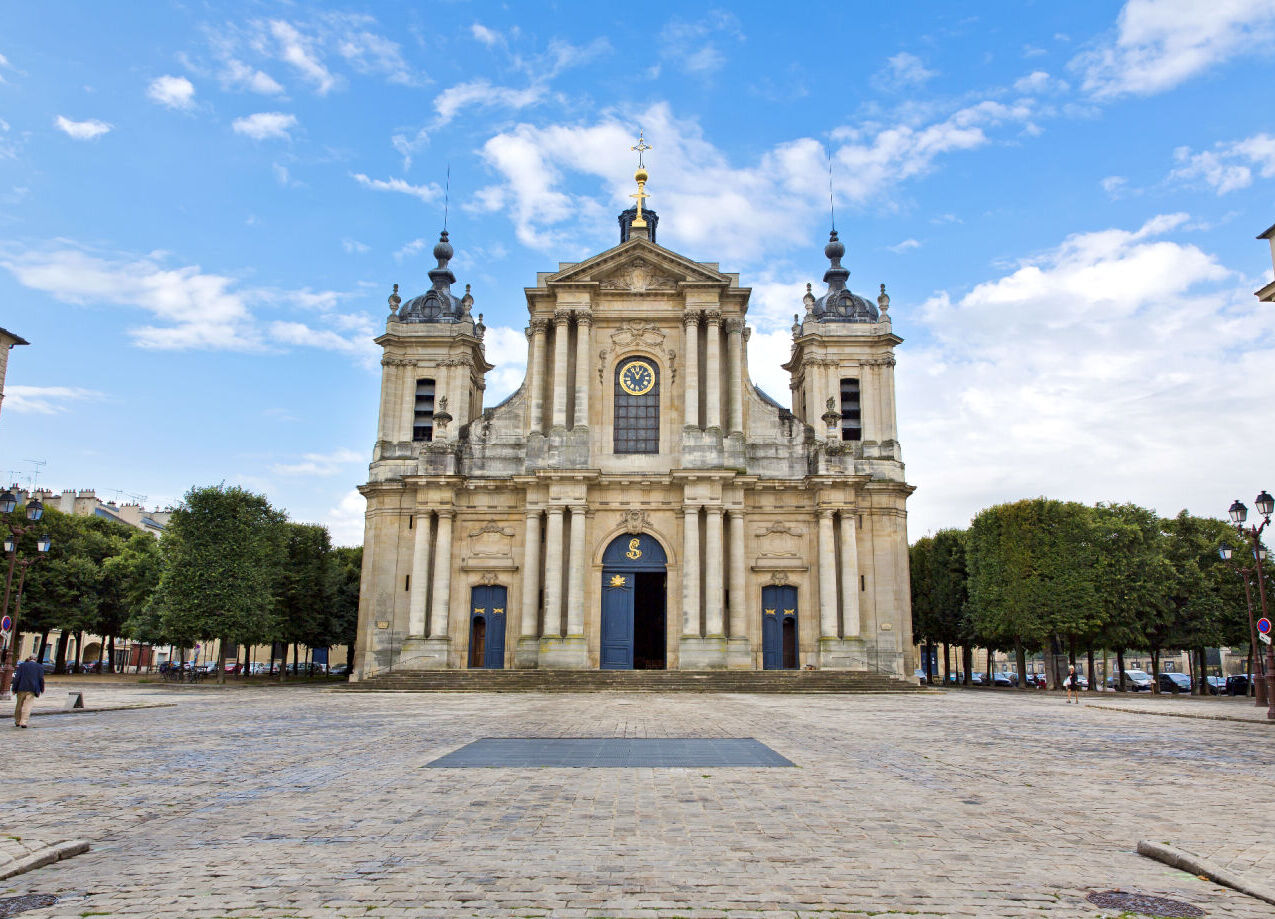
<box><xmin>614</xmin><ymin>357</ymin><xmax>659</xmax><ymax>454</ymax></box>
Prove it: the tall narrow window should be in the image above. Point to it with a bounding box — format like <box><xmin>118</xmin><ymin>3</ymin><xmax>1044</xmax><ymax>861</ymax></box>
<box><xmin>840</xmin><ymin>377</ymin><xmax>861</xmax><ymax>441</ymax></box>
<box><xmin>413</xmin><ymin>378</ymin><xmax>435</xmax><ymax>442</ymax></box>
<box><xmin>614</xmin><ymin>358</ymin><xmax>659</xmax><ymax>454</ymax></box>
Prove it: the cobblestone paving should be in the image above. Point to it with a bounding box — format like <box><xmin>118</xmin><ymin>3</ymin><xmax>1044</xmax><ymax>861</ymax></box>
<box><xmin>0</xmin><ymin>837</ymin><xmax>56</xmax><ymax>875</ymax></box>
<box><xmin>2</xmin><ymin>687</ymin><xmax>1273</xmax><ymax>918</ymax></box>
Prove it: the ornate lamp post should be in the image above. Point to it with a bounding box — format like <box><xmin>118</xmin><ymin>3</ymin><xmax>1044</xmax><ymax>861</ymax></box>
<box><xmin>0</xmin><ymin>489</ymin><xmax>51</xmax><ymax>700</ymax></box>
<box><xmin>1229</xmin><ymin>491</ymin><xmax>1275</xmax><ymax>720</ymax></box>
<box><xmin>1220</xmin><ymin>545</ymin><xmax>1266</xmax><ymax>705</ymax></box>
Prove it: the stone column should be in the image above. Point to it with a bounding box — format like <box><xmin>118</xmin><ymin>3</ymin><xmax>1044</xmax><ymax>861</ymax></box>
<box><xmin>882</xmin><ymin>358</ymin><xmax>898</xmax><ymax>442</ymax></box>
<box><xmin>566</xmin><ymin>505</ymin><xmax>587</xmax><ymax>636</ymax></box>
<box><xmin>399</xmin><ymin>364</ymin><xmax>417</xmax><ymax>443</ymax></box>
<box><xmin>407</xmin><ymin>512</ymin><xmax>432</xmax><ymax>636</ymax></box>
<box><xmin>551</xmin><ymin>310</ymin><xmax>571</xmax><ymax>429</ymax></box>
<box><xmin>704</xmin><ymin>506</ymin><xmax>724</xmax><ymax>636</ymax></box>
<box><xmin>726</xmin><ymin>319</ymin><xmax>744</xmax><ymax>434</ymax></box>
<box><xmin>542</xmin><ymin>506</ymin><xmax>565</xmax><ymax>637</ymax></box>
<box><xmin>704</xmin><ymin>310</ymin><xmax>722</xmax><ymax>430</ymax></box>
<box><xmin>520</xmin><ymin>510</ymin><xmax>542</xmax><ymax>639</ymax></box>
<box><xmin>428</xmin><ymin>510</ymin><xmax>454</xmax><ymax>639</ymax></box>
<box><xmin>839</xmin><ymin>511</ymin><xmax>861</xmax><ymax>636</ymax></box>
<box><xmin>573</xmin><ymin>312</ymin><xmax>591</xmax><ymax>429</ymax></box>
<box><xmin>527</xmin><ymin>319</ymin><xmax>548</xmax><ymax>433</ymax></box>
<box><xmin>682</xmin><ymin>505</ymin><xmax>700</xmax><ymax>636</ymax></box>
<box><xmin>728</xmin><ymin>509</ymin><xmax>746</xmax><ymax>637</ymax></box>
<box><xmin>818</xmin><ymin>509</ymin><xmax>838</xmax><ymax>638</ymax></box>
<box><xmin>683</xmin><ymin>312</ymin><xmax>700</xmax><ymax>428</ymax></box>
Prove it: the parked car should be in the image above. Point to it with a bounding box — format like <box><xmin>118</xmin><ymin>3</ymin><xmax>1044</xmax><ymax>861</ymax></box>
<box><xmin>1106</xmin><ymin>669</ymin><xmax>1153</xmax><ymax>691</ymax></box>
<box><xmin>1226</xmin><ymin>674</ymin><xmax>1254</xmax><ymax>696</ymax></box>
<box><xmin>329</xmin><ymin>664</ymin><xmax>350</xmax><ymax>677</ymax></box>
<box><xmin>969</xmin><ymin>671</ymin><xmax>989</xmax><ymax>686</ymax></box>
<box><xmin>1203</xmin><ymin>676</ymin><xmax>1226</xmax><ymax>695</ymax></box>
<box><xmin>992</xmin><ymin>672</ymin><xmax>1016</xmax><ymax>687</ymax></box>
<box><xmin>944</xmin><ymin>672</ymin><xmax>966</xmax><ymax>684</ymax></box>
<box><xmin>1158</xmin><ymin>672</ymin><xmax>1191</xmax><ymax>694</ymax></box>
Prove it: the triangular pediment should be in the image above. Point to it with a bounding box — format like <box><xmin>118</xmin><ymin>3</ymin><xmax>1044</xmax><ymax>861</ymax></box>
<box><xmin>545</xmin><ymin>238</ymin><xmax>729</xmax><ymax>289</ymax></box>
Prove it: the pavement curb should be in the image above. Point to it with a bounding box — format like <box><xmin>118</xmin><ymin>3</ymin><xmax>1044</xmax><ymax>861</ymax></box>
<box><xmin>0</xmin><ymin>840</ymin><xmax>90</xmax><ymax>882</ymax></box>
<box><xmin>30</xmin><ymin>702</ymin><xmax>176</xmax><ymax>718</ymax></box>
<box><xmin>1137</xmin><ymin>840</ymin><xmax>1275</xmax><ymax>906</ymax></box>
<box><xmin>1088</xmin><ymin>703</ymin><xmax>1274</xmax><ymax>726</ymax></box>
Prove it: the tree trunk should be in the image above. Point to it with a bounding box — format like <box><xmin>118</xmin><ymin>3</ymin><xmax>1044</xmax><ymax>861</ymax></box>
<box><xmin>942</xmin><ymin>643</ymin><xmax>951</xmax><ymax>685</ymax></box>
<box><xmin>345</xmin><ymin>641</ymin><xmax>354</xmax><ymax>672</ymax></box>
<box><xmin>962</xmin><ymin>645</ymin><xmax>972</xmax><ymax>685</ymax></box>
<box><xmin>292</xmin><ymin>642</ymin><xmax>299</xmax><ymax>676</ymax></box>
<box><xmin>1015</xmin><ymin>642</ymin><xmax>1027</xmax><ymax>691</ymax></box>
<box><xmin>1150</xmin><ymin>647</ymin><xmax>1161</xmax><ymax>693</ymax></box>
<box><xmin>1086</xmin><ymin>648</ymin><xmax>1096</xmax><ymax>692</ymax></box>
<box><xmin>216</xmin><ymin>638</ymin><xmax>226</xmax><ymax>684</ymax></box>
<box><xmin>987</xmin><ymin>647</ymin><xmax>995</xmax><ymax>688</ymax></box>
<box><xmin>53</xmin><ymin>630</ymin><xmax>71</xmax><ymax>674</ymax></box>
<box><xmin>1116</xmin><ymin>648</ymin><xmax>1127</xmax><ymax>691</ymax></box>
<box><xmin>74</xmin><ymin>630</ymin><xmax>84</xmax><ymax>669</ymax></box>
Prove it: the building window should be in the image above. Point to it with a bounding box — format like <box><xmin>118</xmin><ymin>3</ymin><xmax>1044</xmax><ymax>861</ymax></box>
<box><xmin>614</xmin><ymin>358</ymin><xmax>659</xmax><ymax>454</ymax></box>
<box><xmin>413</xmin><ymin>378</ymin><xmax>435</xmax><ymax>442</ymax></box>
<box><xmin>839</xmin><ymin>377</ymin><xmax>861</xmax><ymax>441</ymax></box>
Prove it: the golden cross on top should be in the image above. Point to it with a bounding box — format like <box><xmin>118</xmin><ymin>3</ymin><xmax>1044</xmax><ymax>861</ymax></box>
<box><xmin>631</xmin><ymin>130</ymin><xmax>651</xmax><ymax>168</ymax></box>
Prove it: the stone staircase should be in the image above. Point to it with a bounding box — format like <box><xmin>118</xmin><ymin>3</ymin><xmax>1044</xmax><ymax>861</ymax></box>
<box><xmin>342</xmin><ymin>669</ymin><xmax>929</xmax><ymax>693</ymax></box>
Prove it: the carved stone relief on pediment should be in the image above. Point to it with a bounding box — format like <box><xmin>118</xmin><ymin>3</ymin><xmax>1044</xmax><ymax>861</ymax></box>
<box><xmin>597</xmin><ymin>321</ymin><xmax>677</xmax><ymax>383</ymax></box>
<box><xmin>599</xmin><ymin>258</ymin><xmax>678</xmax><ymax>292</ymax></box>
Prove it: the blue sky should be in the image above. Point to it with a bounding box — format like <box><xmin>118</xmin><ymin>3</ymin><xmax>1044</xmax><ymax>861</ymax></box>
<box><xmin>1</xmin><ymin>1</ymin><xmax>1273</xmax><ymax>544</ymax></box>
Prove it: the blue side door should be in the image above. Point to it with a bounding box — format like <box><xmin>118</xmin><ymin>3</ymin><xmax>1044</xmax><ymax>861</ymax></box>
<box><xmin>762</xmin><ymin>585</ymin><xmax>781</xmax><ymax>670</ymax></box>
<box><xmin>600</xmin><ymin>570</ymin><xmax>634</xmax><ymax>669</ymax></box>
<box><xmin>484</xmin><ymin>586</ymin><xmax>506</xmax><ymax>670</ymax></box>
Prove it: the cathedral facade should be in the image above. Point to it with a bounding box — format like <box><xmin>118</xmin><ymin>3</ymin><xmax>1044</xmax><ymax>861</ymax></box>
<box><xmin>353</xmin><ymin>192</ymin><xmax>915</xmax><ymax>678</ymax></box>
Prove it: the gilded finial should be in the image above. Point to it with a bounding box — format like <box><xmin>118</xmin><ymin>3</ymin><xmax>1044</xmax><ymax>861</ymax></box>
<box><xmin>630</xmin><ymin>130</ymin><xmax>652</xmax><ymax>228</ymax></box>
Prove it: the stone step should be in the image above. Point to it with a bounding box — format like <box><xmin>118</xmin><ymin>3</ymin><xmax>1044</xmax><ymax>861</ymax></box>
<box><xmin>343</xmin><ymin>670</ymin><xmax>927</xmax><ymax>693</ymax></box>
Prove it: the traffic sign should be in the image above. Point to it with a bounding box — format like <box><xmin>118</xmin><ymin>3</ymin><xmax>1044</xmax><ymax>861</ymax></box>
<box><xmin>0</xmin><ymin>615</ymin><xmax>11</xmax><ymax>633</ymax></box>
<box><xmin>1259</xmin><ymin>617</ymin><xmax>1271</xmax><ymax>634</ymax></box>
<box><xmin>1262</xmin><ymin>632</ymin><xmax>1272</xmax><ymax>645</ymax></box>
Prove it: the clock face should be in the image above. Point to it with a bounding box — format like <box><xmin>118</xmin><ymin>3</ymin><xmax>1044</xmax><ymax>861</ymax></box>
<box><xmin>619</xmin><ymin>360</ymin><xmax>656</xmax><ymax>396</ymax></box>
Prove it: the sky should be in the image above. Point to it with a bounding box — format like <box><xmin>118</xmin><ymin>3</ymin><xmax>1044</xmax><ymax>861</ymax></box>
<box><xmin>1</xmin><ymin>0</ymin><xmax>1274</xmax><ymax>546</ymax></box>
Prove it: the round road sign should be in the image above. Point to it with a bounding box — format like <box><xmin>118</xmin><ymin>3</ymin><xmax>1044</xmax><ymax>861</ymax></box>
<box><xmin>1259</xmin><ymin>617</ymin><xmax>1272</xmax><ymax>635</ymax></box>
<box><xmin>0</xmin><ymin>615</ymin><xmax>11</xmax><ymax>632</ymax></box>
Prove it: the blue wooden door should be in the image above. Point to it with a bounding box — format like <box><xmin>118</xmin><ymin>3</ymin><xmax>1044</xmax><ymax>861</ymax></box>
<box><xmin>469</xmin><ymin>586</ymin><xmax>507</xmax><ymax>670</ymax></box>
<box><xmin>600</xmin><ymin>571</ymin><xmax>634</xmax><ymax>669</ymax></box>
<box><xmin>762</xmin><ymin>585</ymin><xmax>798</xmax><ymax>670</ymax></box>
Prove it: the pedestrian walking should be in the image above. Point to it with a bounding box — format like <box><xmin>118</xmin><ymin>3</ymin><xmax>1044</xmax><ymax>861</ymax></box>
<box><xmin>1064</xmin><ymin>664</ymin><xmax>1080</xmax><ymax>704</ymax></box>
<box><xmin>13</xmin><ymin>655</ymin><xmax>44</xmax><ymax>728</ymax></box>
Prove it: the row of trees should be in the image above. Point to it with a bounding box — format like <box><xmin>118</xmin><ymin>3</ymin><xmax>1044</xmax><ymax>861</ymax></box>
<box><xmin>17</xmin><ymin>485</ymin><xmax>361</xmax><ymax>680</ymax></box>
<box><xmin>910</xmin><ymin>499</ymin><xmax>1266</xmax><ymax>692</ymax></box>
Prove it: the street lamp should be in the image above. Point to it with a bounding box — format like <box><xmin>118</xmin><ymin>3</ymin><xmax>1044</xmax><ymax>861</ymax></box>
<box><xmin>1219</xmin><ymin>545</ymin><xmax>1266</xmax><ymax>706</ymax></box>
<box><xmin>1230</xmin><ymin>493</ymin><xmax>1275</xmax><ymax>720</ymax></box>
<box><xmin>0</xmin><ymin>491</ymin><xmax>52</xmax><ymax>700</ymax></box>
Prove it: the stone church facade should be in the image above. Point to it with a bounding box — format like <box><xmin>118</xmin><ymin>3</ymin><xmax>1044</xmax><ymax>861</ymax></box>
<box><xmin>353</xmin><ymin>200</ymin><xmax>915</xmax><ymax>678</ymax></box>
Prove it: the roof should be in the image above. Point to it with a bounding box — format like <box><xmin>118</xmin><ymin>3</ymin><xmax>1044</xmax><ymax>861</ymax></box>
<box><xmin>1258</xmin><ymin>223</ymin><xmax>1275</xmax><ymax>240</ymax></box>
<box><xmin>0</xmin><ymin>327</ymin><xmax>30</xmax><ymax>346</ymax></box>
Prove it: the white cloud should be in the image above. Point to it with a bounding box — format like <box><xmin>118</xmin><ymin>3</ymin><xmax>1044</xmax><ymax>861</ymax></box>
<box><xmin>219</xmin><ymin>58</ymin><xmax>284</xmax><ymax>95</ymax></box>
<box><xmin>391</xmin><ymin>126</ymin><xmax>429</xmax><ymax>170</ymax></box>
<box><xmin>1168</xmin><ymin>133</ymin><xmax>1275</xmax><ymax>194</ymax></box>
<box><xmin>3</xmin><ymin>385</ymin><xmax>104</xmax><ymax>414</ymax></box>
<box><xmin>1012</xmin><ymin>70</ymin><xmax>1069</xmax><ymax>94</ymax></box>
<box><xmin>434</xmin><ymin>79</ymin><xmax>546</xmax><ymax>126</ymax></box>
<box><xmin>271</xmin><ymin>447</ymin><xmax>365</xmax><ymax>476</ymax></box>
<box><xmin>1</xmin><ymin>243</ymin><xmax>366</xmax><ymax>359</ymax></box>
<box><xmin>471</xmin><ymin>23</ymin><xmax>504</xmax><ymax>48</ymax></box>
<box><xmin>351</xmin><ymin>172</ymin><xmax>441</xmax><ymax>204</ymax></box>
<box><xmin>1071</xmin><ymin>0</ymin><xmax>1275</xmax><ymax>98</ymax></box>
<box><xmin>332</xmin><ymin>15</ymin><xmax>422</xmax><ymax>87</ymax></box>
<box><xmin>232</xmin><ymin>112</ymin><xmax>298</xmax><ymax>140</ymax></box>
<box><xmin>342</xmin><ymin>238</ymin><xmax>370</xmax><ymax>254</ymax></box>
<box><xmin>269</xmin><ymin>19</ymin><xmax>337</xmax><ymax>94</ymax></box>
<box><xmin>394</xmin><ymin>238</ymin><xmax>428</xmax><ymax>261</ymax></box>
<box><xmin>481</xmin><ymin>325</ymin><xmax>530</xmax><ymax>404</ymax></box>
<box><xmin>659</xmin><ymin>12</ymin><xmax>743</xmax><ymax>75</ymax></box>
<box><xmin>899</xmin><ymin>214</ymin><xmax>1275</xmax><ymax>537</ymax></box>
<box><xmin>54</xmin><ymin>115</ymin><xmax>112</xmax><ymax>140</ymax></box>
<box><xmin>887</xmin><ymin>238</ymin><xmax>921</xmax><ymax>254</ymax></box>
<box><xmin>1100</xmin><ymin>175</ymin><xmax>1129</xmax><ymax>198</ymax></box>
<box><xmin>872</xmin><ymin>52</ymin><xmax>936</xmax><ymax>92</ymax></box>
<box><xmin>473</xmin><ymin>100</ymin><xmax>1034</xmax><ymax>261</ymax></box>
<box><xmin>326</xmin><ymin>488</ymin><xmax>366</xmax><ymax>547</ymax></box>
<box><xmin>147</xmin><ymin>75</ymin><xmax>196</xmax><ymax>110</ymax></box>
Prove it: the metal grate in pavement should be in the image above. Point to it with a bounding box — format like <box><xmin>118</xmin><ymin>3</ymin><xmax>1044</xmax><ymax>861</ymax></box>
<box><xmin>0</xmin><ymin>895</ymin><xmax>58</xmax><ymax>918</ymax></box>
<box><xmin>1086</xmin><ymin>890</ymin><xmax>1204</xmax><ymax>917</ymax></box>
<box><xmin>425</xmin><ymin>737</ymin><xmax>794</xmax><ymax>768</ymax></box>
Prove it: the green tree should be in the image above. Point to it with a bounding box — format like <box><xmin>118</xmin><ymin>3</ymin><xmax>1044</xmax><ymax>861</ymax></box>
<box><xmin>330</xmin><ymin>545</ymin><xmax>362</xmax><ymax>672</ymax></box>
<box><xmin>274</xmin><ymin>522</ymin><xmax>335</xmax><ymax>678</ymax></box>
<box><xmin>108</xmin><ymin>533</ymin><xmax>165</xmax><ymax>668</ymax></box>
<box><xmin>150</xmin><ymin>485</ymin><xmax>286</xmax><ymax>683</ymax></box>
<box><xmin>1091</xmin><ymin>503</ymin><xmax>1169</xmax><ymax>691</ymax></box>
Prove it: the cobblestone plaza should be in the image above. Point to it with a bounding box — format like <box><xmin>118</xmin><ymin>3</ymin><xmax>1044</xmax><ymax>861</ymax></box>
<box><xmin>4</xmin><ymin>686</ymin><xmax>1274</xmax><ymax>918</ymax></box>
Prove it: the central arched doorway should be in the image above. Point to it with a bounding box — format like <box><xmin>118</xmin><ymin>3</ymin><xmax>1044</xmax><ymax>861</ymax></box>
<box><xmin>600</xmin><ymin>533</ymin><xmax>667</xmax><ymax>670</ymax></box>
